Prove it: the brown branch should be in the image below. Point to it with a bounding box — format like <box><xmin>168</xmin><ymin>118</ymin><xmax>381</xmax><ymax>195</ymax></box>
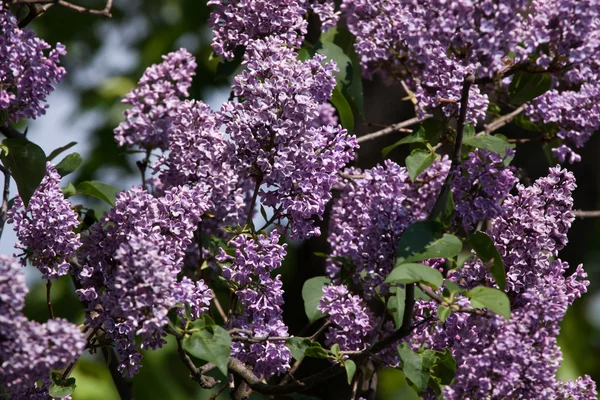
<box><xmin>574</xmin><ymin>210</ymin><xmax>600</xmax><ymax>218</ymax></box>
<box><xmin>479</xmin><ymin>104</ymin><xmax>528</xmax><ymax>135</ymax></box>
<box><xmin>12</xmin><ymin>0</ymin><xmax>113</xmax><ymax>17</ymax></box>
<box><xmin>338</xmin><ymin>172</ymin><xmax>366</xmax><ymax>180</ymax></box>
<box><xmin>417</xmin><ymin>283</ymin><xmax>496</xmax><ymax>318</ymax></box>
<box><xmin>174</xmin><ymin>333</ymin><xmax>220</xmax><ymax>389</ymax></box>
<box><xmin>211</xmin><ymin>289</ymin><xmax>228</xmax><ymax>322</ymax></box>
<box><xmin>452</xmin><ymin>74</ymin><xmax>475</xmax><ymax>166</ymax></box>
<box><xmin>0</xmin><ymin>165</ymin><xmax>11</xmax><ymax>240</ymax></box>
<box><xmin>46</xmin><ymin>280</ymin><xmax>55</xmax><ymax>319</ymax></box>
<box><xmin>356</xmin><ymin>115</ymin><xmax>432</xmax><ymax>144</ymax></box>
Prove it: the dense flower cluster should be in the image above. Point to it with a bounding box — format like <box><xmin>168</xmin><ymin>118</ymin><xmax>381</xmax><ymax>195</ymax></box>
<box><xmin>0</xmin><ymin>1</ymin><xmax>66</xmax><ymax>123</ymax></box>
<box><xmin>0</xmin><ymin>256</ymin><xmax>86</xmax><ymax>399</ymax></box>
<box><xmin>220</xmin><ymin>37</ymin><xmax>357</xmax><ymax>239</ymax></box>
<box><xmin>114</xmin><ymin>49</ymin><xmax>197</xmax><ymax>150</ymax></box>
<box><xmin>451</xmin><ymin>149</ymin><xmax>517</xmax><ymax>231</ymax></box>
<box><xmin>318</xmin><ymin>284</ymin><xmax>374</xmax><ymax>351</ymax></box>
<box><xmin>410</xmin><ymin>167</ymin><xmax>596</xmax><ymax>398</ymax></box>
<box><xmin>76</xmin><ymin>185</ymin><xmax>212</xmax><ymax>377</ymax></box>
<box><xmin>216</xmin><ymin>231</ymin><xmax>291</xmax><ymax>378</ymax></box>
<box><xmin>7</xmin><ymin>163</ymin><xmax>81</xmax><ymax>279</ymax></box>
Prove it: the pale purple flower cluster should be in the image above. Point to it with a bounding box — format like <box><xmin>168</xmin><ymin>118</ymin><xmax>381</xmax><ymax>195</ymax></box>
<box><xmin>7</xmin><ymin>163</ymin><xmax>81</xmax><ymax>279</ymax></box>
<box><xmin>308</xmin><ymin>0</ymin><xmax>339</xmax><ymax>32</ymax></box>
<box><xmin>0</xmin><ymin>2</ymin><xmax>66</xmax><ymax>123</ymax></box>
<box><xmin>451</xmin><ymin>149</ymin><xmax>517</xmax><ymax>230</ymax></box>
<box><xmin>410</xmin><ymin>166</ymin><xmax>596</xmax><ymax>398</ymax></box>
<box><xmin>318</xmin><ymin>284</ymin><xmax>374</xmax><ymax>351</ymax></box>
<box><xmin>154</xmin><ymin>99</ymin><xmax>250</xmax><ymax>230</ymax></box>
<box><xmin>220</xmin><ymin>37</ymin><xmax>357</xmax><ymax>239</ymax></box>
<box><xmin>76</xmin><ymin>185</ymin><xmax>212</xmax><ymax>377</ymax></box>
<box><xmin>208</xmin><ymin>0</ymin><xmax>307</xmax><ymax>60</ymax></box>
<box><xmin>114</xmin><ymin>49</ymin><xmax>197</xmax><ymax>150</ymax></box>
<box><xmin>216</xmin><ymin>231</ymin><xmax>291</xmax><ymax>378</ymax></box>
<box><xmin>0</xmin><ymin>256</ymin><xmax>86</xmax><ymax>399</ymax></box>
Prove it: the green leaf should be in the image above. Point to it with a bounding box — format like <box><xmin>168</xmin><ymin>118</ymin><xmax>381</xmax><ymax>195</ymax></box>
<box><xmin>385</xmin><ymin>263</ymin><xmax>444</xmax><ymax>290</ymax></box>
<box><xmin>431</xmin><ymin>348</ymin><xmax>457</xmax><ymax>386</ymax></box>
<box><xmin>182</xmin><ymin>315</ymin><xmax>232</xmax><ymax>376</ymax></box>
<box><xmin>462</xmin><ymin>134</ymin><xmax>516</xmax><ymax>158</ymax></box>
<box><xmin>302</xmin><ymin>276</ymin><xmax>331</xmax><ymax>323</ymax></box>
<box><xmin>61</xmin><ymin>182</ymin><xmax>77</xmax><ymax>198</ymax></box>
<box><xmin>330</xmin><ymin>87</ymin><xmax>354</xmax><ymax>132</ymax></box>
<box><xmin>49</xmin><ymin>371</ymin><xmax>76</xmax><ymax>398</ymax></box>
<box><xmin>76</xmin><ymin>181</ymin><xmax>121</xmax><ymax>206</ymax></box>
<box><xmin>508</xmin><ymin>71</ymin><xmax>553</xmax><ymax>104</ymax></box>
<box><xmin>428</xmin><ymin>184</ymin><xmax>455</xmax><ymax>226</ymax></box>
<box><xmin>395</xmin><ymin>221</ymin><xmax>462</xmax><ymax>265</ymax></box>
<box><xmin>47</xmin><ymin>141</ymin><xmax>77</xmax><ymax>161</ymax></box>
<box><xmin>303</xmin><ymin>342</ymin><xmax>329</xmax><ymax>359</ymax></box>
<box><xmin>513</xmin><ymin>114</ymin><xmax>541</xmax><ymax>132</ymax></box>
<box><xmin>382</xmin><ymin>126</ymin><xmax>427</xmax><ymax>158</ymax></box>
<box><xmin>466</xmin><ymin>286</ymin><xmax>510</xmax><ymax>320</ymax></box>
<box><xmin>469</xmin><ymin>232</ymin><xmax>506</xmax><ymax>291</ymax></box>
<box><xmin>1</xmin><ymin>138</ymin><xmax>47</xmax><ymax>207</ymax></box>
<box><xmin>55</xmin><ymin>152</ymin><xmax>83</xmax><ymax>177</ymax></box>
<box><xmin>331</xmin><ymin>343</ymin><xmax>340</xmax><ymax>357</ymax></box>
<box><xmin>397</xmin><ymin>343</ymin><xmax>436</xmax><ymax>394</ymax></box>
<box><xmin>442</xmin><ymin>281</ymin><xmax>463</xmax><ymax>297</ymax></box>
<box><xmin>297</xmin><ymin>48</ymin><xmax>311</xmax><ymax>61</ymax></box>
<box><xmin>405</xmin><ymin>149</ymin><xmax>436</xmax><ymax>181</ymax></box>
<box><xmin>387</xmin><ymin>285</ymin><xmax>406</xmax><ymax>329</ymax></box>
<box><xmin>344</xmin><ymin>360</ymin><xmax>357</xmax><ymax>384</ymax></box>
<box><xmin>437</xmin><ymin>306</ymin><xmax>451</xmax><ymax>323</ymax></box>
<box><xmin>286</xmin><ymin>337</ymin><xmax>313</xmax><ymax>361</ymax></box>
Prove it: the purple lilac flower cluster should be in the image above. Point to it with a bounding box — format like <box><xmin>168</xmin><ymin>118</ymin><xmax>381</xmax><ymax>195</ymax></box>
<box><xmin>410</xmin><ymin>167</ymin><xmax>596</xmax><ymax>398</ymax></box>
<box><xmin>7</xmin><ymin>163</ymin><xmax>81</xmax><ymax>279</ymax></box>
<box><xmin>451</xmin><ymin>149</ymin><xmax>517</xmax><ymax>231</ymax></box>
<box><xmin>0</xmin><ymin>2</ymin><xmax>66</xmax><ymax>123</ymax></box>
<box><xmin>114</xmin><ymin>49</ymin><xmax>197</xmax><ymax>150</ymax></box>
<box><xmin>318</xmin><ymin>284</ymin><xmax>374</xmax><ymax>351</ymax></box>
<box><xmin>216</xmin><ymin>231</ymin><xmax>291</xmax><ymax>378</ymax></box>
<box><xmin>0</xmin><ymin>255</ymin><xmax>86</xmax><ymax>399</ymax></box>
<box><xmin>76</xmin><ymin>185</ymin><xmax>212</xmax><ymax>377</ymax></box>
<box><xmin>327</xmin><ymin>159</ymin><xmax>449</xmax><ymax>289</ymax></box>
<box><xmin>220</xmin><ymin>37</ymin><xmax>357</xmax><ymax>239</ymax></box>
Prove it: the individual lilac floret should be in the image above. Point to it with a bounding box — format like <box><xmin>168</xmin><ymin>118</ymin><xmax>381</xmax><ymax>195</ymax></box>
<box><xmin>208</xmin><ymin>0</ymin><xmax>307</xmax><ymax>59</ymax></box>
<box><xmin>0</xmin><ymin>256</ymin><xmax>86</xmax><ymax>399</ymax></box>
<box><xmin>220</xmin><ymin>37</ymin><xmax>357</xmax><ymax>239</ymax></box>
<box><xmin>76</xmin><ymin>185</ymin><xmax>212</xmax><ymax>377</ymax></box>
<box><xmin>0</xmin><ymin>2</ymin><xmax>66</xmax><ymax>123</ymax></box>
<box><xmin>7</xmin><ymin>163</ymin><xmax>81</xmax><ymax>279</ymax></box>
<box><xmin>451</xmin><ymin>149</ymin><xmax>517</xmax><ymax>231</ymax></box>
<box><xmin>552</xmin><ymin>145</ymin><xmax>582</xmax><ymax>164</ymax></box>
<box><xmin>216</xmin><ymin>231</ymin><xmax>291</xmax><ymax>378</ymax></box>
<box><xmin>154</xmin><ymin>99</ymin><xmax>250</xmax><ymax>230</ymax></box>
<box><xmin>114</xmin><ymin>49</ymin><xmax>196</xmax><ymax>150</ymax></box>
<box><xmin>318</xmin><ymin>284</ymin><xmax>374</xmax><ymax>351</ymax></box>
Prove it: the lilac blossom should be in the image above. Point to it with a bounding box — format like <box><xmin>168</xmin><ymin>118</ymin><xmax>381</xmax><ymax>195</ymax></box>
<box><xmin>7</xmin><ymin>163</ymin><xmax>81</xmax><ymax>279</ymax></box>
<box><xmin>216</xmin><ymin>231</ymin><xmax>291</xmax><ymax>378</ymax></box>
<box><xmin>220</xmin><ymin>37</ymin><xmax>357</xmax><ymax>239</ymax></box>
<box><xmin>0</xmin><ymin>256</ymin><xmax>86</xmax><ymax>399</ymax></box>
<box><xmin>451</xmin><ymin>149</ymin><xmax>517</xmax><ymax>231</ymax></box>
<box><xmin>318</xmin><ymin>284</ymin><xmax>374</xmax><ymax>351</ymax></box>
<box><xmin>308</xmin><ymin>0</ymin><xmax>339</xmax><ymax>32</ymax></box>
<box><xmin>76</xmin><ymin>185</ymin><xmax>212</xmax><ymax>377</ymax></box>
<box><xmin>0</xmin><ymin>2</ymin><xmax>66</xmax><ymax>123</ymax></box>
<box><xmin>114</xmin><ymin>49</ymin><xmax>197</xmax><ymax>150</ymax></box>
<box><xmin>208</xmin><ymin>0</ymin><xmax>307</xmax><ymax>60</ymax></box>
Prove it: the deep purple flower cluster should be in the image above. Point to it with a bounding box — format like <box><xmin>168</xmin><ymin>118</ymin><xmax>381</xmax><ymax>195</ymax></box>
<box><xmin>114</xmin><ymin>49</ymin><xmax>197</xmax><ymax>150</ymax></box>
<box><xmin>451</xmin><ymin>149</ymin><xmax>517</xmax><ymax>230</ymax></box>
<box><xmin>76</xmin><ymin>185</ymin><xmax>212</xmax><ymax>377</ymax></box>
<box><xmin>410</xmin><ymin>166</ymin><xmax>596</xmax><ymax>398</ymax></box>
<box><xmin>0</xmin><ymin>2</ymin><xmax>66</xmax><ymax>123</ymax></box>
<box><xmin>0</xmin><ymin>255</ymin><xmax>86</xmax><ymax>399</ymax></box>
<box><xmin>327</xmin><ymin>159</ymin><xmax>449</xmax><ymax>289</ymax></box>
<box><xmin>216</xmin><ymin>231</ymin><xmax>291</xmax><ymax>378</ymax></box>
<box><xmin>318</xmin><ymin>284</ymin><xmax>374</xmax><ymax>351</ymax></box>
<box><xmin>208</xmin><ymin>0</ymin><xmax>307</xmax><ymax>60</ymax></box>
<box><xmin>220</xmin><ymin>37</ymin><xmax>357</xmax><ymax>239</ymax></box>
<box><xmin>7</xmin><ymin>163</ymin><xmax>81</xmax><ymax>279</ymax></box>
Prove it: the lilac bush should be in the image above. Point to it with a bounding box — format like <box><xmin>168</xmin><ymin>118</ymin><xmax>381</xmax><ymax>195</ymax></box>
<box><xmin>1</xmin><ymin>0</ymin><xmax>599</xmax><ymax>399</ymax></box>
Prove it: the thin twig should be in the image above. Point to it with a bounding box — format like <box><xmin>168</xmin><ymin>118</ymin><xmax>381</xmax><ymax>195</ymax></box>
<box><xmin>356</xmin><ymin>115</ymin><xmax>432</xmax><ymax>144</ymax></box>
<box><xmin>574</xmin><ymin>210</ymin><xmax>600</xmax><ymax>218</ymax></box>
<box><xmin>174</xmin><ymin>332</ymin><xmax>220</xmax><ymax>389</ymax></box>
<box><xmin>211</xmin><ymin>289</ymin><xmax>228</xmax><ymax>322</ymax></box>
<box><xmin>480</xmin><ymin>104</ymin><xmax>528</xmax><ymax>135</ymax></box>
<box><xmin>417</xmin><ymin>283</ymin><xmax>496</xmax><ymax>318</ymax></box>
<box><xmin>46</xmin><ymin>280</ymin><xmax>55</xmax><ymax>319</ymax></box>
<box><xmin>12</xmin><ymin>0</ymin><xmax>114</xmax><ymax>17</ymax></box>
<box><xmin>338</xmin><ymin>172</ymin><xmax>366</xmax><ymax>180</ymax></box>
<box><xmin>453</xmin><ymin>74</ymin><xmax>475</xmax><ymax>166</ymax></box>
